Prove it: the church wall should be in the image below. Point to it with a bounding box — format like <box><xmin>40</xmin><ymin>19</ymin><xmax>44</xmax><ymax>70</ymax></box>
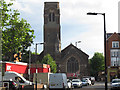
<box><xmin>60</xmin><ymin>45</ymin><xmax>89</xmax><ymax>78</ymax></box>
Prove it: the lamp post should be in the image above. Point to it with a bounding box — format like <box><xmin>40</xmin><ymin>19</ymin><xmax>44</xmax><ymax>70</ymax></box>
<box><xmin>75</xmin><ymin>41</ymin><xmax>81</xmax><ymax>47</ymax></box>
<box><xmin>87</xmin><ymin>12</ymin><xmax>107</xmax><ymax>90</ymax></box>
<box><xmin>28</xmin><ymin>43</ymin><xmax>34</xmax><ymax>81</ymax></box>
<box><xmin>35</xmin><ymin>42</ymin><xmax>44</xmax><ymax>90</ymax></box>
<box><xmin>28</xmin><ymin>46</ymin><xmax>31</xmax><ymax>81</ymax></box>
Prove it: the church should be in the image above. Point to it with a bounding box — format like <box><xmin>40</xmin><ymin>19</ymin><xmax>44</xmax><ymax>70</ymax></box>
<box><xmin>37</xmin><ymin>2</ymin><xmax>89</xmax><ymax>78</ymax></box>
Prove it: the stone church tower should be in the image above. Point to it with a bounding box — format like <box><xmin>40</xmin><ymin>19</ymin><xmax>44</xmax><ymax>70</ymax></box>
<box><xmin>44</xmin><ymin>2</ymin><xmax>61</xmax><ymax>63</ymax></box>
<box><xmin>37</xmin><ymin>2</ymin><xmax>90</xmax><ymax>77</ymax></box>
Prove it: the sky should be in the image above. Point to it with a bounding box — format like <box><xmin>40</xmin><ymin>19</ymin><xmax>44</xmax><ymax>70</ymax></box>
<box><xmin>6</xmin><ymin>0</ymin><xmax>119</xmax><ymax>58</ymax></box>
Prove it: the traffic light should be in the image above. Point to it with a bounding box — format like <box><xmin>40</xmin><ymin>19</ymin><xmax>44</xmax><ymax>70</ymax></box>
<box><xmin>17</xmin><ymin>51</ymin><xmax>22</xmax><ymax>61</ymax></box>
<box><xmin>14</xmin><ymin>51</ymin><xmax>22</xmax><ymax>62</ymax></box>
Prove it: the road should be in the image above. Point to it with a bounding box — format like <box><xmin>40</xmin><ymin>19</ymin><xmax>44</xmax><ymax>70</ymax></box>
<box><xmin>41</xmin><ymin>82</ymin><xmax>112</xmax><ymax>90</ymax></box>
<box><xmin>73</xmin><ymin>82</ymin><xmax>111</xmax><ymax>90</ymax></box>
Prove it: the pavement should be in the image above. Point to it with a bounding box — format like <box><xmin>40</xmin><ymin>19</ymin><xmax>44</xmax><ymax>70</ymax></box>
<box><xmin>94</xmin><ymin>81</ymin><xmax>111</xmax><ymax>87</ymax></box>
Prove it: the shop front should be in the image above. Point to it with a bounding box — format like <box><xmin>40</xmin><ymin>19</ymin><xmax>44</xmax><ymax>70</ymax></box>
<box><xmin>107</xmin><ymin>67</ymin><xmax>118</xmax><ymax>82</ymax></box>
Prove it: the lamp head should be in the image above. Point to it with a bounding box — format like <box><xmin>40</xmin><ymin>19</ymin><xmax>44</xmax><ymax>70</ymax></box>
<box><xmin>87</xmin><ymin>12</ymin><xmax>98</xmax><ymax>15</ymax></box>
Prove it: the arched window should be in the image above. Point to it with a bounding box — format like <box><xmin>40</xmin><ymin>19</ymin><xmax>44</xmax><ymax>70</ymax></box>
<box><xmin>52</xmin><ymin>13</ymin><xmax>55</xmax><ymax>21</ymax></box>
<box><xmin>49</xmin><ymin>13</ymin><xmax>52</xmax><ymax>22</ymax></box>
<box><xmin>67</xmin><ymin>57</ymin><xmax>79</xmax><ymax>73</ymax></box>
<box><xmin>49</xmin><ymin>12</ymin><xmax>55</xmax><ymax>22</ymax></box>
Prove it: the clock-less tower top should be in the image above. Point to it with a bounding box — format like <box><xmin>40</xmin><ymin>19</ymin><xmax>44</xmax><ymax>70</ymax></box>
<box><xmin>44</xmin><ymin>2</ymin><xmax>61</xmax><ymax>62</ymax></box>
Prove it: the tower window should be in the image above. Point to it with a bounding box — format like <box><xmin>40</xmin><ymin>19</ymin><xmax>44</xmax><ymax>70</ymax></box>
<box><xmin>49</xmin><ymin>12</ymin><xmax>55</xmax><ymax>22</ymax></box>
<box><xmin>49</xmin><ymin>13</ymin><xmax>52</xmax><ymax>22</ymax></box>
<box><xmin>53</xmin><ymin>13</ymin><xmax>55</xmax><ymax>21</ymax></box>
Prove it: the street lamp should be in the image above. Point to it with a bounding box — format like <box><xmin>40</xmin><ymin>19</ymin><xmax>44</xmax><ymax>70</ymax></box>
<box><xmin>75</xmin><ymin>41</ymin><xmax>81</xmax><ymax>47</ymax></box>
<box><xmin>28</xmin><ymin>43</ymin><xmax>34</xmax><ymax>81</ymax></box>
<box><xmin>87</xmin><ymin>12</ymin><xmax>107</xmax><ymax>90</ymax></box>
<box><xmin>28</xmin><ymin>46</ymin><xmax>31</xmax><ymax>81</ymax></box>
<box><xmin>35</xmin><ymin>42</ymin><xmax>44</xmax><ymax>90</ymax></box>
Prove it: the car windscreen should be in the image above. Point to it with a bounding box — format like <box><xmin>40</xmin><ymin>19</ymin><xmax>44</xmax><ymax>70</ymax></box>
<box><xmin>112</xmin><ymin>80</ymin><xmax>120</xmax><ymax>83</ymax></box>
<box><xmin>82</xmin><ymin>80</ymin><xmax>86</xmax><ymax>82</ymax></box>
<box><xmin>72</xmin><ymin>81</ymin><xmax>79</xmax><ymax>82</ymax></box>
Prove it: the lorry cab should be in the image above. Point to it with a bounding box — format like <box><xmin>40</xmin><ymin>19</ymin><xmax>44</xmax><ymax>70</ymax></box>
<box><xmin>49</xmin><ymin>73</ymin><xmax>68</xmax><ymax>89</ymax></box>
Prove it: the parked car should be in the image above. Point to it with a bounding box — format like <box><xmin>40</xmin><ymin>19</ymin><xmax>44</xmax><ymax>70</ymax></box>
<box><xmin>3</xmin><ymin>80</ymin><xmax>19</xmax><ymax>90</ymax></box>
<box><xmin>81</xmin><ymin>79</ymin><xmax>88</xmax><ymax>86</ymax></box>
<box><xmin>82</xmin><ymin>76</ymin><xmax>95</xmax><ymax>85</ymax></box>
<box><xmin>82</xmin><ymin>78</ymin><xmax>91</xmax><ymax>85</ymax></box>
<box><xmin>111</xmin><ymin>79</ymin><xmax>120</xmax><ymax>90</ymax></box>
<box><xmin>67</xmin><ymin>79</ymin><xmax>72</xmax><ymax>89</ymax></box>
<box><xmin>49</xmin><ymin>73</ymin><xmax>69</xmax><ymax>89</ymax></box>
<box><xmin>72</xmin><ymin>79</ymin><xmax>82</xmax><ymax>88</ymax></box>
<box><xmin>90</xmin><ymin>77</ymin><xmax>95</xmax><ymax>85</ymax></box>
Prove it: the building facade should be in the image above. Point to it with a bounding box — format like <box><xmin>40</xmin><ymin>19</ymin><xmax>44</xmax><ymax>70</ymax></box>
<box><xmin>37</xmin><ymin>2</ymin><xmax>90</xmax><ymax>78</ymax></box>
<box><xmin>60</xmin><ymin>44</ymin><xmax>89</xmax><ymax>78</ymax></box>
<box><xmin>106</xmin><ymin>32</ymin><xmax>120</xmax><ymax>82</ymax></box>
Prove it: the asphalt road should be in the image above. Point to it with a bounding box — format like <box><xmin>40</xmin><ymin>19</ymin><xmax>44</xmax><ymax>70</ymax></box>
<box><xmin>40</xmin><ymin>82</ymin><xmax>112</xmax><ymax>90</ymax></box>
<box><xmin>73</xmin><ymin>82</ymin><xmax>112</xmax><ymax>90</ymax></box>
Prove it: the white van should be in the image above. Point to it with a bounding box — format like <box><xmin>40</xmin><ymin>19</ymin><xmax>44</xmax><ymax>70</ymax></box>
<box><xmin>49</xmin><ymin>73</ymin><xmax>68</xmax><ymax>89</ymax></box>
<box><xmin>3</xmin><ymin>71</ymin><xmax>33</xmax><ymax>85</ymax></box>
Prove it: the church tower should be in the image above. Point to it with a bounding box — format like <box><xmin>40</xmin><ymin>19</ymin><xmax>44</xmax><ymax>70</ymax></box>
<box><xmin>44</xmin><ymin>2</ymin><xmax>61</xmax><ymax>62</ymax></box>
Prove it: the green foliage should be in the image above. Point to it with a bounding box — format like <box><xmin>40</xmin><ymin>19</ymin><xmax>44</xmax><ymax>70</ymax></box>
<box><xmin>1</xmin><ymin>0</ymin><xmax>35</xmax><ymax>61</ymax></box>
<box><xmin>0</xmin><ymin>0</ymin><xmax>13</xmax><ymax>29</ymax></box>
<box><xmin>32</xmin><ymin>52</ymin><xmax>39</xmax><ymax>55</ymax></box>
<box><xmin>41</xmin><ymin>54</ymin><xmax>57</xmax><ymax>73</ymax></box>
<box><xmin>89</xmin><ymin>52</ymin><xmax>105</xmax><ymax>77</ymax></box>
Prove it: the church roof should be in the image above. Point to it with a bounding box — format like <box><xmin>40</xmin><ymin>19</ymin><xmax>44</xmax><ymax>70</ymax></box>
<box><xmin>61</xmin><ymin>43</ymin><xmax>89</xmax><ymax>58</ymax></box>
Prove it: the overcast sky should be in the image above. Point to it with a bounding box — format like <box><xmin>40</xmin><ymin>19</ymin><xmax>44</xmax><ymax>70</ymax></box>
<box><xmin>6</xmin><ymin>0</ymin><xmax>119</xmax><ymax>58</ymax></box>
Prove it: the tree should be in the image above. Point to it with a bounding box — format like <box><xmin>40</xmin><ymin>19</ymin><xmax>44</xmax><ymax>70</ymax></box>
<box><xmin>0</xmin><ymin>0</ymin><xmax>13</xmax><ymax>29</ymax></box>
<box><xmin>89</xmin><ymin>52</ymin><xmax>104</xmax><ymax>78</ymax></box>
<box><xmin>1</xmin><ymin>0</ymin><xmax>35</xmax><ymax>61</ymax></box>
<box><xmin>41</xmin><ymin>54</ymin><xmax>57</xmax><ymax>73</ymax></box>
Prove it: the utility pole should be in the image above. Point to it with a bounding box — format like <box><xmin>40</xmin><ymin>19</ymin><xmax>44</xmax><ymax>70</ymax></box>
<box><xmin>35</xmin><ymin>43</ymin><xmax>37</xmax><ymax>90</ymax></box>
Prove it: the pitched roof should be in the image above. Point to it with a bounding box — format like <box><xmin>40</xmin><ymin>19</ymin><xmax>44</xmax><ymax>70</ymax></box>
<box><xmin>61</xmin><ymin>43</ymin><xmax>89</xmax><ymax>57</ymax></box>
<box><xmin>107</xmin><ymin>32</ymin><xmax>120</xmax><ymax>40</ymax></box>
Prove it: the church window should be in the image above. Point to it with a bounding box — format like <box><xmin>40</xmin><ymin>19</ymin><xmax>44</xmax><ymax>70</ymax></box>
<box><xmin>49</xmin><ymin>13</ymin><xmax>52</xmax><ymax>22</ymax></box>
<box><xmin>67</xmin><ymin>57</ymin><xmax>79</xmax><ymax>73</ymax></box>
<box><xmin>53</xmin><ymin>13</ymin><xmax>55</xmax><ymax>21</ymax></box>
<box><xmin>49</xmin><ymin>12</ymin><xmax>55</xmax><ymax>22</ymax></box>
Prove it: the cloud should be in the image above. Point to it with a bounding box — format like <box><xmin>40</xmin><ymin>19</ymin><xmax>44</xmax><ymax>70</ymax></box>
<box><xmin>5</xmin><ymin>0</ymin><xmax>119</xmax><ymax>58</ymax></box>
<box><xmin>6</xmin><ymin>0</ymin><xmax>43</xmax><ymax>14</ymax></box>
<box><xmin>61</xmin><ymin>20</ymin><xmax>104</xmax><ymax>58</ymax></box>
<box><xmin>59</xmin><ymin>0</ymin><xmax>119</xmax><ymax>58</ymax></box>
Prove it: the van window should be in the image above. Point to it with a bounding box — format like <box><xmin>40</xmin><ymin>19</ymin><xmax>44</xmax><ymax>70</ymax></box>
<box><xmin>15</xmin><ymin>77</ymin><xmax>25</xmax><ymax>83</ymax></box>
